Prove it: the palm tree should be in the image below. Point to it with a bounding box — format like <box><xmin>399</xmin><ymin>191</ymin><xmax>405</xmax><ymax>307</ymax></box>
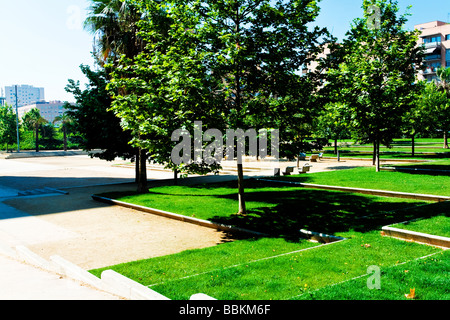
<box><xmin>84</xmin><ymin>0</ymin><xmax>148</xmax><ymax>193</ymax></box>
<box><xmin>53</xmin><ymin>111</ymin><xmax>74</xmax><ymax>152</ymax></box>
<box><xmin>22</xmin><ymin>108</ymin><xmax>47</xmax><ymax>152</ymax></box>
<box><xmin>84</xmin><ymin>0</ymin><xmax>143</xmax><ymax>65</ymax></box>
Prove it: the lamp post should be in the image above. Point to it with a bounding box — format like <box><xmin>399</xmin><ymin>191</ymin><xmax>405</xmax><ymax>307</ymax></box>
<box><xmin>15</xmin><ymin>85</ymin><xmax>20</xmax><ymax>152</ymax></box>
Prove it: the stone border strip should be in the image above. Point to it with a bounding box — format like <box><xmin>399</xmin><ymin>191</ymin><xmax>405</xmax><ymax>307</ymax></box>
<box><xmin>91</xmin><ymin>195</ymin><xmax>269</xmax><ymax>237</ymax></box>
<box><xmin>0</xmin><ymin>243</ymin><xmax>216</xmax><ymax>300</ymax></box>
<box><xmin>381</xmin><ymin>166</ymin><xmax>450</xmax><ymax>175</ymax></box>
<box><xmin>381</xmin><ymin>226</ymin><xmax>450</xmax><ymax>249</ymax></box>
<box><xmin>258</xmin><ymin>179</ymin><xmax>450</xmax><ymax>202</ymax></box>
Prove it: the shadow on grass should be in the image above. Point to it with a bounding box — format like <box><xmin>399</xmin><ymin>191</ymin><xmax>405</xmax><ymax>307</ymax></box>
<box><xmin>210</xmin><ymin>189</ymin><xmax>445</xmax><ymax>241</ymax></box>
<box><xmin>167</xmin><ymin>179</ymin><xmax>446</xmax><ymax>240</ymax></box>
<box><xmin>99</xmin><ymin>179</ymin><xmax>450</xmax><ymax>242</ymax></box>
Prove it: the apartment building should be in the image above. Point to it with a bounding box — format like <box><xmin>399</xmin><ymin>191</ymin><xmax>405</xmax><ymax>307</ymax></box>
<box><xmin>18</xmin><ymin>101</ymin><xmax>66</xmax><ymax>123</ymax></box>
<box><xmin>4</xmin><ymin>85</ymin><xmax>45</xmax><ymax>108</ymax></box>
<box><xmin>415</xmin><ymin>21</ymin><xmax>450</xmax><ymax>82</ymax></box>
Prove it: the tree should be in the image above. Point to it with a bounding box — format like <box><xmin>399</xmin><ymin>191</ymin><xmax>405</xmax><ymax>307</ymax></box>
<box><xmin>53</xmin><ymin>111</ymin><xmax>74</xmax><ymax>152</ymax></box>
<box><xmin>83</xmin><ymin>0</ymin><xmax>147</xmax><ymax>191</ymax></box>
<box><xmin>84</xmin><ymin>0</ymin><xmax>143</xmax><ymax>64</ymax></box>
<box><xmin>324</xmin><ymin>0</ymin><xmax>424</xmax><ymax>171</ymax></box>
<box><xmin>435</xmin><ymin>67</ymin><xmax>450</xmax><ymax>149</ymax></box>
<box><xmin>22</xmin><ymin>108</ymin><xmax>47</xmax><ymax>152</ymax></box>
<box><xmin>0</xmin><ymin>104</ymin><xmax>17</xmax><ymax>151</ymax></box>
<box><xmin>314</xmin><ymin>102</ymin><xmax>350</xmax><ymax>155</ymax></box>
<box><xmin>418</xmin><ymin>80</ymin><xmax>450</xmax><ymax>149</ymax></box>
<box><xmin>115</xmin><ymin>0</ymin><xmax>331</xmax><ymax>214</ymax></box>
<box><xmin>65</xmin><ymin>65</ymin><xmax>138</xmax><ymax>173</ymax></box>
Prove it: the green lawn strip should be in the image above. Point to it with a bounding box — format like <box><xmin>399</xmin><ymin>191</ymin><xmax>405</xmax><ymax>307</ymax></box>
<box><xmin>275</xmin><ymin>167</ymin><xmax>450</xmax><ymax>196</ymax></box>
<box><xmin>298</xmin><ymin>249</ymin><xmax>450</xmax><ymax>300</ymax></box>
<box><xmin>98</xmin><ymin>179</ymin><xmax>430</xmax><ymax>236</ymax></box>
<box><xmin>382</xmin><ymin>159</ymin><xmax>450</xmax><ymax>171</ymax></box>
<box><xmin>89</xmin><ymin>231</ymin><xmax>441</xmax><ymax>300</ymax></box>
<box><xmin>390</xmin><ymin>214</ymin><xmax>450</xmax><ymax>238</ymax></box>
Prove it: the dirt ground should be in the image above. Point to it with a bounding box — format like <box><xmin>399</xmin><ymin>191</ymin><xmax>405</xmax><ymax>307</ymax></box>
<box><xmin>3</xmin><ymin>183</ymin><xmax>231</xmax><ymax>270</ymax></box>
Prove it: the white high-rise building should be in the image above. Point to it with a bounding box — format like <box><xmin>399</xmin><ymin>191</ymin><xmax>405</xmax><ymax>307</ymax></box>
<box><xmin>4</xmin><ymin>85</ymin><xmax>45</xmax><ymax>108</ymax></box>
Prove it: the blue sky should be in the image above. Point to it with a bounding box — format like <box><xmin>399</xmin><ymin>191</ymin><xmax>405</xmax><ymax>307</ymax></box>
<box><xmin>0</xmin><ymin>0</ymin><xmax>449</xmax><ymax>103</ymax></box>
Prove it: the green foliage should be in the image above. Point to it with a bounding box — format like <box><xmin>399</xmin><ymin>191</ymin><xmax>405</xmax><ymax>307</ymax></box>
<box><xmin>0</xmin><ymin>104</ymin><xmax>18</xmax><ymax>150</ymax></box>
<box><xmin>65</xmin><ymin>64</ymin><xmax>137</xmax><ymax>161</ymax></box>
<box><xmin>21</xmin><ymin>108</ymin><xmax>48</xmax><ymax>152</ymax></box>
<box><xmin>323</xmin><ymin>0</ymin><xmax>424</xmax><ymax>154</ymax></box>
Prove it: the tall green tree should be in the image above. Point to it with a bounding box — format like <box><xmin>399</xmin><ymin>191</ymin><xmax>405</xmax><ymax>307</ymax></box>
<box><xmin>84</xmin><ymin>0</ymin><xmax>147</xmax><ymax>190</ymax></box>
<box><xmin>53</xmin><ymin>111</ymin><xmax>75</xmax><ymax>152</ymax></box>
<box><xmin>324</xmin><ymin>0</ymin><xmax>424</xmax><ymax>171</ymax></box>
<box><xmin>22</xmin><ymin>108</ymin><xmax>47</xmax><ymax>152</ymax></box>
<box><xmin>65</xmin><ymin>65</ymin><xmax>138</xmax><ymax>171</ymax></box>
<box><xmin>84</xmin><ymin>0</ymin><xmax>143</xmax><ymax>64</ymax></box>
<box><xmin>435</xmin><ymin>67</ymin><xmax>450</xmax><ymax>149</ymax></box>
<box><xmin>0</xmin><ymin>104</ymin><xmax>17</xmax><ymax>151</ymax></box>
<box><xmin>110</xmin><ymin>0</ymin><xmax>331</xmax><ymax>212</ymax></box>
<box><xmin>418</xmin><ymin>80</ymin><xmax>450</xmax><ymax>149</ymax></box>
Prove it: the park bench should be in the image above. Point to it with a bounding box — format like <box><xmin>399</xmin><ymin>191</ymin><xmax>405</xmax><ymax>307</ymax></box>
<box><xmin>298</xmin><ymin>153</ymin><xmax>306</xmax><ymax>160</ymax></box>
<box><xmin>298</xmin><ymin>163</ymin><xmax>312</xmax><ymax>174</ymax></box>
<box><xmin>309</xmin><ymin>154</ymin><xmax>319</xmax><ymax>162</ymax></box>
<box><xmin>282</xmin><ymin>166</ymin><xmax>295</xmax><ymax>176</ymax></box>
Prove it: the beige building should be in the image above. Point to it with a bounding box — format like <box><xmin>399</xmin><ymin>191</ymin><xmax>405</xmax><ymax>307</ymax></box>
<box><xmin>18</xmin><ymin>101</ymin><xmax>67</xmax><ymax>123</ymax></box>
<box><xmin>415</xmin><ymin>21</ymin><xmax>450</xmax><ymax>82</ymax></box>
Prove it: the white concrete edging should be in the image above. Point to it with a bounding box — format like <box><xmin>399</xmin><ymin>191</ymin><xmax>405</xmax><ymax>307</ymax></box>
<box><xmin>100</xmin><ymin>269</ymin><xmax>170</xmax><ymax>300</ymax></box>
<box><xmin>0</xmin><ymin>243</ymin><xmax>174</xmax><ymax>300</ymax></box>
<box><xmin>50</xmin><ymin>255</ymin><xmax>104</xmax><ymax>289</ymax></box>
<box><xmin>382</xmin><ymin>226</ymin><xmax>450</xmax><ymax>249</ymax></box>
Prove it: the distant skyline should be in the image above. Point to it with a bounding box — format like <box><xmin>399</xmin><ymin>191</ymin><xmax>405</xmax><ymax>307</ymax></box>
<box><xmin>0</xmin><ymin>0</ymin><xmax>449</xmax><ymax>103</ymax></box>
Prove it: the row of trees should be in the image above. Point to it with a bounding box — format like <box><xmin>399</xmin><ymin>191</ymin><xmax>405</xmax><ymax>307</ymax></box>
<box><xmin>61</xmin><ymin>0</ymin><xmax>449</xmax><ymax>215</ymax></box>
<box><xmin>0</xmin><ymin>104</ymin><xmax>74</xmax><ymax>152</ymax></box>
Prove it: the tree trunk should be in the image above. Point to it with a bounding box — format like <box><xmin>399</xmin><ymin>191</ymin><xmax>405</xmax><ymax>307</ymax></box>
<box><xmin>372</xmin><ymin>142</ymin><xmax>376</xmax><ymax>166</ymax></box>
<box><xmin>135</xmin><ymin>150</ymin><xmax>140</xmax><ymax>184</ymax></box>
<box><xmin>63</xmin><ymin>127</ymin><xmax>67</xmax><ymax>151</ymax></box>
<box><xmin>444</xmin><ymin>130</ymin><xmax>449</xmax><ymax>149</ymax></box>
<box><xmin>174</xmin><ymin>169</ymin><xmax>178</xmax><ymax>185</ymax></box>
<box><xmin>237</xmin><ymin>163</ymin><xmax>246</xmax><ymax>215</ymax></box>
<box><xmin>376</xmin><ymin>140</ymin><xmax>380</xmax><ymax>172</ymax></box>
<box><xmin>411</xmin><ymin>134</ymin><xmax>415</xmax><ymax>156</ymax></box>
<box><xmin>137</xmin><ymin>148</ymin><xmax>148</xmax><ymax>193</ymax></box>
<box><xmin>35</xmin><ymin>126</ymin><xmax>39</xmax><ymax>152</ymax></box>
<box><xmin>334</xmin><ymin>138</ymin><xmax>338</xmax><ymax>155</ymax></box>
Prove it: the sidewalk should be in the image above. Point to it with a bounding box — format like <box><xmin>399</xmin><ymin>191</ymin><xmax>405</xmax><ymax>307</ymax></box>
<box><xmin>0</xmin><ymin>254</ymin><xmax>121</xmax><ymax>300</ymax></box>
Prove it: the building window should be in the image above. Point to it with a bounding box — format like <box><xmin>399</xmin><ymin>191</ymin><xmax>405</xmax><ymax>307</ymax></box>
<box><xmin>424</xmin><ymin>36</ymin><xmax>442</xmax><ymax>43</ymax></box>
<box><xmin>446</xmin><ymin>34</ymin><xmax>450</xmax><ymax>41</ymax></box>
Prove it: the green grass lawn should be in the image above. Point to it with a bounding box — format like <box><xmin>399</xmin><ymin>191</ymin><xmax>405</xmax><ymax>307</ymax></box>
<box><xmin>92</xmin><ymin>179</ymin><xmax>449</xmax><ymax>300</ymax></box>
<box><xmin>273</xmin><ymin>167</ymin><xmax>450</xmax><ymax>196</ymax></box>
<box><xmin>298</xmin><ymin>249</ymin><xmax>450</xmax><ymax>300</ymax></box>
<box><xmin>90</xmin><ymin>230</ymin><xmax>444</xmax><ymax>300</ymax></box>
<box><xmin>391</xmin><ymin>214</ymin><xmax>450</xmax><ymax>238</ymax></box>
<box><xmin>100</xmin><ymin>179</ymin><xmax>433</xmax><ymax>236</ymax></box>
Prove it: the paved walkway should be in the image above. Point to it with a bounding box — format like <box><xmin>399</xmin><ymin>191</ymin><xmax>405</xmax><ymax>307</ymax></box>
<box><xmin>0</xmin><ymin>153</ymin><xmax>403</xmax><ymax>300</ymax></box>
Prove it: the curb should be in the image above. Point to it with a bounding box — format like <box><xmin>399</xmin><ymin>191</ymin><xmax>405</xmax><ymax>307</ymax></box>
<box><xmin>258</xmin><ymin>179</ymin><xmax>450</xmax><ymax>202</ymax></box>
<box><xmin>381</xmin><ymin>226</ymin><xmax>450</xmax><ymax>249</ymax></box>
<box><xmin>380</xmin><ymin>166</ymin><xmax>450</xmax><ymax>175</ymax></box>
<box><xmin>91</xmin><ymin>195</ymin><xmax>268</xmax><ymax>237</ymax></box>
<box><xmin>0</xmin><ymin>243</ymin><xmax>217</xmax><ymax>300</ymax></box>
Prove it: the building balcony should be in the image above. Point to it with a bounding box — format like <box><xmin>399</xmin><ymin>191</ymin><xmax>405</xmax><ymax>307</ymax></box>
<box><xmin>425</xmin><ymin>54</ymin><xmax>442</xmax><ymax>61</ymax></box>
<box><xmin>423</xmin><ymin>41</ymin><xmax>442</xmax><ymax>49</ymax></box>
